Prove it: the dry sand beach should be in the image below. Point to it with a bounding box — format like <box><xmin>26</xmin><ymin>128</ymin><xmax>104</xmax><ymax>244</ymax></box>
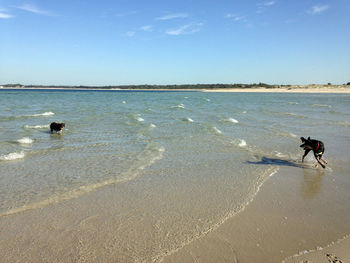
<box><xmin>203</xmin><ymin>85</ymin><xmax>350</xmax><ymax>93</ymax></box>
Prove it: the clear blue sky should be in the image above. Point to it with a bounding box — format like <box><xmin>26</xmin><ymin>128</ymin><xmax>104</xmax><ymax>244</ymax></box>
<box><xmin>1</xmin><ymin>0</ymin><xmax>349</xmax><ymax>85</ymax></box>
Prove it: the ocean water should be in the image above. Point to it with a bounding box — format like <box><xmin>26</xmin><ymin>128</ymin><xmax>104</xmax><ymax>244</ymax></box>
<box><xmin>1</xmin><ymin>89</ymin><xmax>350</xmax><ymax>260</ymax></box>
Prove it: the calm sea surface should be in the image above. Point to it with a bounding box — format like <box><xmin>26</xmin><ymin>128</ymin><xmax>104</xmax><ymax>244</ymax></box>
<box><xmin>1</xmin><ymin>89</ymin><xmax>350</xmax><ymax>255</ymax></box>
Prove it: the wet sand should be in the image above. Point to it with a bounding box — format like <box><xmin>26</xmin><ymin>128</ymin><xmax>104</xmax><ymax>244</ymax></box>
<box><xmin>1</xmin><ymin>161</ymin><xmax>349</xmax><ymax>262</ymax></box>
<box><xmin>162</xmin><ymin>165</ymin><xmax>350</xmax><ymax>263</ymax></box>
<box><xmin>285</xmin><ymin>236</ymin><xmax>350</xmax><ymax>263</ymax></box>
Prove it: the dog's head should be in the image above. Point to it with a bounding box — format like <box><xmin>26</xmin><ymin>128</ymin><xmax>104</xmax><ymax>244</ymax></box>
<box><xmin>57</xmin><ymin>123</ymin><xmax>65</xmax><ymax>130</ymax></box>
<box><xmin>300</xmin><ymin>137</ymin><xmax>312</xmax><ymax>149</ymax></box>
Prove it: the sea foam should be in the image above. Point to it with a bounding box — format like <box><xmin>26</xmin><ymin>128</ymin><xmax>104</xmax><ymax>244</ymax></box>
<box><xmin>213</xmin><ymin>127</ymin><xmax>222</xmax><ymax>134</ymax></box>
<box><xmin>225</xmin><ymin>118</ymin><xmax>238</xmax><ymax>123</ymax></box>
<box><xmin>238</xmin><ymin>139</ymin><xmax>247</xmax><ymax>147</ymax></box>
<box><xmin>289</xmin><ymin>133</ymin><xmax>297</xmax><ymax>138</ymax></box>
<box><xmin>183</xmin><ymin>117</ymin><xmax>194</xmax><ymax>122</ymax></box>
<box><xmin>17</xmin><ymin>137</ymin><xmax>34</xmax><ymax>144</ymax></box>
<box><xmin>0</xmin><ymin>151</ymin><xmax>25</xmax><ymax>161</ymax></box>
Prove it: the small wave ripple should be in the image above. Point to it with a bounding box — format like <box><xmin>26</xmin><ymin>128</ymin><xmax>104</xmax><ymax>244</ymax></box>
<box><xmin>29</xmin><ymin>112</ymin><xmax>55</xmax><ymax>117</ymax></box>
<box><xmin>0</xmin><ymin>143</ymin><xmax>165</xmax><ymax>217</ymax></box>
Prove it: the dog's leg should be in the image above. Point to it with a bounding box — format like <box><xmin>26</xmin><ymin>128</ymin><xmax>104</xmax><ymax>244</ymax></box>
<box><xmin>318</xmin><ymin>154</ymin><xmax>328</xmax><ymax>166</ymax></box>
<box><xmin>302</xmin><ymin>149</ymin><xmax>311</xmax><ymax>162</ymax></box>
<box><xmin>320</xmin><ymin>158</ymin><xmax>327</xmax><ymax>164</ymax></box>
<box><xmin>315</xmin><ymin>155</ymin><xmax>326</xmax><ymax>169</ymax></box>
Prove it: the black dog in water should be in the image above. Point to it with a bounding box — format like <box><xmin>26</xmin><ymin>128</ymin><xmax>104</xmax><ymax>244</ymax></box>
<box><xmin>50</xmin><ymin>122</ymin><xmax>65</xmax><ymax>134</ymax></box>
<box><xmin>300</xmin><ymin>137</ymin><xmax>327</xmax><ymax>168</ymax></box>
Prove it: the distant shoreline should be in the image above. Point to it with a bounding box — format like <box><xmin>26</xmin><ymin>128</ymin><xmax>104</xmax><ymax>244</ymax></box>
<box><xmin>203</xmin><ymin>86</ymin><xmax>350</xmax><ymax>93</ymax></box>
<box><xmin>1</xmin><ymin>84</ymin><xmax>350</xmax><ymax>93</ymax></box>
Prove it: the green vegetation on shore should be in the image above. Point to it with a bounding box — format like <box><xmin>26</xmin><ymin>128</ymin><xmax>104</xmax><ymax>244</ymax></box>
<box><xmin>0</xmin><ymin>83</ymin><xmax>276</xmax><ymax>90</ymax></box>
<box><xmin>1</xmin><ymin>83</ymin><xmax>349</xmax><ymax>90</ymax></box>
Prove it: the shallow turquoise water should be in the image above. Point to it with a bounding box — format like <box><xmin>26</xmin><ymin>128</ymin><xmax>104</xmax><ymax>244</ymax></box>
<box><xmin>0</xmin><ymin>89</ymin><xmax>349</xmax><ymax>219</ymax></box>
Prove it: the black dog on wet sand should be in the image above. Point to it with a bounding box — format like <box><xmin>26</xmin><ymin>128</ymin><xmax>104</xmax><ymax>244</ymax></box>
<box><xmin>300</xmin><ymin>136</ymin><xmax>327</xmax><ymax>168</ymax></box>
<box><xmin>50</xmin><ymin>122</ymin><xmax>65</xmax><ymax>134</ymax></box>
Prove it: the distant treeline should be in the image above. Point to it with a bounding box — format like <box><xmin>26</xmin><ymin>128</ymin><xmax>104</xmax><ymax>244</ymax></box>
<box><xmin>2</xmin><ymin>83</ymin><xmax>349</xmax><ymax>89</ymax></box>
<box><xmin>1</xmin><ymin>83</ymin><xmax>283</xmax><ymax>90</ymax></box>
